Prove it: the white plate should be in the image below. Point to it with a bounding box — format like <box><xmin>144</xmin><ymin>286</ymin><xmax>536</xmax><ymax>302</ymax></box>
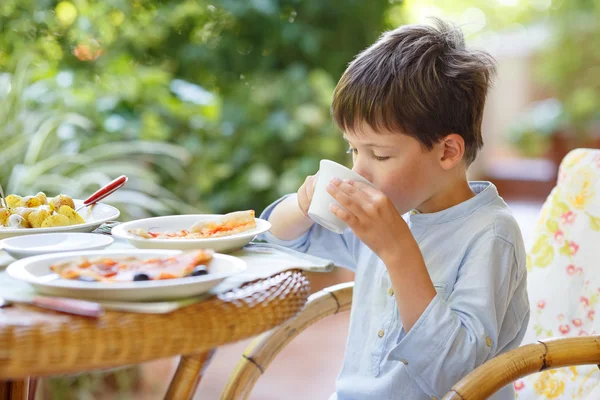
<box><xmin>111</xmin><ymin>214</ymin><xmax>271</xmax><ymax>253</ymax></box>
<box><xmin>6</xmin><ymin>249</ymin><xmax>246</xmax><ymax>301</ymax></box>
<box><xmin>1</xmin><ymin>233</ymin><xmax>114</xmax><ymax>260</ymax></box>
<box><xmin>0</xmin><ymin>200</ymin><xmax>120</xmax><ymax>240</ymax></box>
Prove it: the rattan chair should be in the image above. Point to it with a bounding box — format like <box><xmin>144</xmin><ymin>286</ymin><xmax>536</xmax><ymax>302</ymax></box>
<box><xmin>221</xmin><ymin>281</ymin><xmax>353</xmax><ymax>399</ymax></box>
<box><xmin>442</xmin><ymin>336</ymin><xmax>600</xmax><ymax>399</ymax></box>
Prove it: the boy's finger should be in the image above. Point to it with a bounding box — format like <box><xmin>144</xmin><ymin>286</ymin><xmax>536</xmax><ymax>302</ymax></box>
<box><xmin>307</xmin><ymin>175</ymin><xmax>317</xmax><ymax>202</ymax></box>
<box><xmin>297</xmin><ymin>193</ymin><xmax>309</xmax><ymax>216</ymax></box>
<box><xmin>298</xmin><ymin>179</ymin><xmax>313</xmax><ymax>215</ymax></box>
<box><xmin>347</xmin><ymin>180</ymin><xmax>381</xmax><ymax>199</ymax></box>
<box><xmin>326</xmin><ymin>182</ymin><xmax>367</xmax><ymax>218</ymax></box>
<box><xmin>297</xmin><ymin>175</ymin><xmax>315</xmax><ymax>214</ymax></box>
<box><xmin>329</xmin><ymin>203</ymin><xmax>358</xmax><ymax>226</ymax></box>
<box><xmin>336</xmin><ymin>179</ymin><xmax>369</xmax><ymax>200</ymax></box>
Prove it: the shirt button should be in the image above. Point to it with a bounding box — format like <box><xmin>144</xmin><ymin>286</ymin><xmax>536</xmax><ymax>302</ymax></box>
<box><xmin>486</xmin><ymin>336</ymin><xmax>493</xmax><ymax>347</ymax></box>
<box><xmin>401</xmin><ymin>359</ymin><xmax>408</xmax><ymax>365</ymax></box>
<box><xmin>388</xmin><ymin>287</ymin><xmax>394</xmax><ymax>296</ymax></box>
<box><xmin>377</xmin><ymin>329</ymin><xmax>385</xmax><ymax>338</ymax></box>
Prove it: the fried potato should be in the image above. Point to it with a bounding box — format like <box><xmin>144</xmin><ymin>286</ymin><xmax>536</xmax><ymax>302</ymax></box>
<box><xmin>1</xmin><ymin>192</ymin><xmax>84</xmax><ymax>229</ymax></box>
<box><xmin>5</xmin><ymin>195</ymin><xmax>25</xmax><ymax>208</ymax></box>
<box><xmin>0</xmin><ymin>208</ymin><xmax>10</xmax><ymax>226</ymax></box>
<box><xmin>57</xmin><ymin>205</ymin><xmax>85</xmax><ymax>225</ymax></box>
<box><xmin>49</xmin><ymin>194</ymin><xmax>75</xmax><ymax>213</ymax></box>
<box><xmin>41</xmin><ymin>214</ymin><xmax>70</xmax><ymax>228</ymax></box>
<box><xmin>35</xmin><ymin>192</ymin><xmax>47</xmax><ymax>205</ymax></box>
<box><xmin>23</xmin><ymin>195</ymin><xmax>43</xmax><ymax>208</ymax></box>
<box><xmin>27</xmin><ymin>209</ymin><xmax>51</xmax><ymax>228</ymax></box>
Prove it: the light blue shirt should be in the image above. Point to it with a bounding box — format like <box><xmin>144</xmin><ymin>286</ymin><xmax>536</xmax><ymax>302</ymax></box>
<box><xmin>260</xmin><ymin>181</ymin><xmax>529</xmax><ymax>400</ymax></box>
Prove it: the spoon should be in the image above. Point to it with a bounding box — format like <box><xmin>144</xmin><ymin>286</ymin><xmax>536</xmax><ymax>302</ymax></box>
<box><xmin>75</xmin><ymin>175</ymin><xmax>128</xmax><ymax>212</ymax></box>
<box><xmin>0</xmin><ymin>182</ymin><xmax>6</xmax><ymax>209</ymax></box>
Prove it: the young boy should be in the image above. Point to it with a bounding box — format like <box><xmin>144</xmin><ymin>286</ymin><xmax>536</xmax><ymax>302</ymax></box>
<box><xmin>261</xmin><ymin>19</ymin><xmax>529</xmax><ymax>400</ymax></box>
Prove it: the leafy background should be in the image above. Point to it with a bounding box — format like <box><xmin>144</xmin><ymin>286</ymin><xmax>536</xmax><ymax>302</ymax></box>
<box><xmin>0</xmin><ymin>0</ymin><xmax>395</xmax><ymax>219</ymax></box>
<box><xmin>2</xmin><ymin>0</ymin><xmax>598</xmax><ymax>217</ymax></box>
<box><xmin>1</xmin><ymin>0</ymin><xmax>600</xmax><ymax>398</ymax></box>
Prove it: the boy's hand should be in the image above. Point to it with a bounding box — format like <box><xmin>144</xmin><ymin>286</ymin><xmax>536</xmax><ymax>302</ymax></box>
<box><xmin>326</xmin><ymin>177</ymin><xmax>409</xmax><ymax>263</ymax></box>
<box><xmin>297</xmin><ymin>174</ymin><xmax>318</xmax><ymax>216</ymax></box>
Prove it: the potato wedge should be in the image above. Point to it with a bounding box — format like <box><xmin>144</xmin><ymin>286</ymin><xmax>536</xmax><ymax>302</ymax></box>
<box><xmin>24</xmin><ymin>195</ymin><xmax>42</xmax><ymax>208</ymax></box>
<box><xmin>35</xmin><ymin>192</ymin><xmax>47</xmax><ymax>205</ymax></box>
<box><xmin>5</xmin><ymin>195</ymin><xmax>25</xmax><ymax>208</ymax></box>
<box><xmin>0</xmin><ymin>208</ymin><xmax>10</xmax><ymax>226</ymax></box>
<box><xmin>27</xmin><ymin>209</ymin><xmax>51</xmax><ymax>228</ymax></box>
<box><xmin>49</xmin><ymin>194</ymin><xmax>75</xmax><ymax>212</ymax></box>
<box><xmin>57</xmin><ymin>205</ymin><xmax>85</xmax><ymax>225</ymax></box>
<box><xmin>41</xmin><ymin>214</ymin><xmax>71</xmax><ymax>228</ymax></box>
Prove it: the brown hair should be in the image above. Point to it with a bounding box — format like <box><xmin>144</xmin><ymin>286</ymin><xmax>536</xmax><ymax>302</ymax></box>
<box><xmin>331</xmin><ymin>18</ymin><xmax>496</xmax><ymax>165</ymax></box>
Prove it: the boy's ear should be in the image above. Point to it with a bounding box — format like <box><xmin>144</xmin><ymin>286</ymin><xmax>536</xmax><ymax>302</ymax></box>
<box><xmin>439</xmin><ymin>134</ymin><xmax>465</xmax><ymax>170</ymax></box>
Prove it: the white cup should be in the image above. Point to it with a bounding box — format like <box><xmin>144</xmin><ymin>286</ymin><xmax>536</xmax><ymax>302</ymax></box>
<box><xmin>308</xmin><ymin>159</ymin><xmax>374</xmax><ymax>234</ymax></box>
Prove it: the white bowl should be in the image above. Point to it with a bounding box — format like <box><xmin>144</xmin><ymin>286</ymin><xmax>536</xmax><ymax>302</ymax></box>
<box><xmin>111</xmin><ymin>214</ymin><xmax>271</xmax><ymax>253</ymax></box>
<box><xmin>6</xmin><ymin>249</ymin><xmax>246</xmax><ymax>301</ymax></box>
<box><xmin>1</xmin><ymin>233</ymin><xmax>114</xmax><ymax>260</ymax></box>
<box><xmin>0</xmin><ymin>200</ymin><xmax>120</xmax><ymax>239</ymax></box>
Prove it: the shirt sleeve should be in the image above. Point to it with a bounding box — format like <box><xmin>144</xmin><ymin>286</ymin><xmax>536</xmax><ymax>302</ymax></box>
<box><xmin>258</xmin><ymin>194</ymin><xmax>359</xmax><ymax>271</ymax></box>
<box><xmin>387</xmin><ymin>234</ymin><xmax>529</xmax><ymax>397</ymax></box>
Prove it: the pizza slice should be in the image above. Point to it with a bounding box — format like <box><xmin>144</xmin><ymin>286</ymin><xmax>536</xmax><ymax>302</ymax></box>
<box><xmin>50</xmin><ymin>249</ymin><xmax>214</xmax><ymax>282</ymax></box>
<box><xmin>129</xmin><ymin>210</ymin><xmax>257</xmax><ymax>239</ymax></box>
<box><xmin>189</xmin><ymin>210</ymin><xmax>256</xmax><ymax>238</ymax></box>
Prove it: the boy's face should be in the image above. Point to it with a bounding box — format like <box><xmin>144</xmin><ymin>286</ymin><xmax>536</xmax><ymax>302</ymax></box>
<box><xmin>344</xmin><ymin>123</ymin><xmax>449</xmax><ymax>215</ymax></box>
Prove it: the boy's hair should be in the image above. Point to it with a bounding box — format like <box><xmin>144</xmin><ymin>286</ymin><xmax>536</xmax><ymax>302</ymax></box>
<box><xmin>331</xmin><ymin>18</ymin><xmax>496</xmax><ymax>165</ymax></box>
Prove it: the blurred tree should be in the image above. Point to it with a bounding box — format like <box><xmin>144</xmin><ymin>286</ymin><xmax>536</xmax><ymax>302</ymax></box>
<box><xmin>394</xmin><ymin>0</ymin><xmax>600</xmax><ymax>157</ymax></box>
<box><xmin>393</xmin><ymin>0</ymin><xmax>543</xmax><ymax>35</ymax></box>
<box><xmin>537</xmin><ymin>0</ymin><xmax>600</xmax><ymax>137</ymax></box>
<box><xmin>0</xmin><ymin>0</ymin><xmax>394</xmax><ymax>214</ymax></box>
<box><xmin>0</xmin><ymin>59</ymin><xmax>197</xmax><ymax>220</ymax></box>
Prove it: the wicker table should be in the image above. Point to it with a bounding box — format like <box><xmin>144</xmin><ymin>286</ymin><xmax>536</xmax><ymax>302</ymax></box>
<box><xmin>0</xmin><ymin>269</ymin><xmax>311</xmax><ymax>400</ymax></box>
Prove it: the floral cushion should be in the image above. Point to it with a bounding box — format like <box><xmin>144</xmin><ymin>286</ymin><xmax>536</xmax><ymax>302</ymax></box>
<box><xmin>515</xmin><ymin>149</ymin><xmax>600</xmax><ymax>399</ymax></box>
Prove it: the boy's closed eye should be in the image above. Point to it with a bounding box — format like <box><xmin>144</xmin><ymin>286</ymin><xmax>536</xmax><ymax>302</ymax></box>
<box><xmin>346</xmin><ymin>147</ymin><xmax>391</xmax><ymax>161</ymax></box>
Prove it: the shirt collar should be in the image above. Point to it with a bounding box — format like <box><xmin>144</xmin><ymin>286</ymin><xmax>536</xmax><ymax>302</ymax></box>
<box><xmin>408</xmin><ymin>181</ymin><xmax>499</xmax><ymax>225</ymax></box>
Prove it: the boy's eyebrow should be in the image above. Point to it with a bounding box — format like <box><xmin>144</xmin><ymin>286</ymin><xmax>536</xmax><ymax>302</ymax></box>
<box><xmin>342</xmin><ymin>135</ymin><xmax>396</xmax><ymax>148</ymax></box>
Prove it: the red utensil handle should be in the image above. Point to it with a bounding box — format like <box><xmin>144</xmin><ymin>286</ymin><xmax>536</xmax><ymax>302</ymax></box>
<box><xmin>83</xmin><ymin>175</ymin><xmax>128</xmax><ymax>206</ymax></box>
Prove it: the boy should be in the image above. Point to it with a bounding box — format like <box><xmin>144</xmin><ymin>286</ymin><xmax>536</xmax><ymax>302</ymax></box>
<box><xmin>261</xmin><ymin>18</ymin><xmax>529</xmax><ymax>400</ymax></box>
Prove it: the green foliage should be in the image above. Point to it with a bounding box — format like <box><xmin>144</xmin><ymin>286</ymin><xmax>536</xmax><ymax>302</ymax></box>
<box><xmin>406</xmin><ymin>1</ymin><xmax>600</xmax><ymax>148</ymax></box>
<box><xmin>38</xmin><ymin>366</ymin><xmax>139</xmax><ymax>400</ymax></box>
<box><xmin>507</xmin><ymin>98</ymin><xmax>566</xmax><ymax>157</ymax></box>
<box><xmin>536</xmin><ymin>0</ymin><xmax>600</xmax><ymax>133</ymax></box>
<box><xmin>0</xmin><ymin>59</ymin><xmax>199</xmax><ymax>220</ymax></box>
<box><xmin>0</xmin><ymin>0</ymin><xmax>393</xmax><ymax>214</ymax></box>
<box><xmin>398</xmin><ymin>0</ymin><xmax>544</xmax><ymax>32</ymax></box>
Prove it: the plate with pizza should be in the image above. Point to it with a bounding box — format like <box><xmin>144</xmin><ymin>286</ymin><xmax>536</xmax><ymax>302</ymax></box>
<box><xmin>111</xmin><ymin>210</ymin><xmax>271</xmax><ymax>252</ymax></box>
<box><xmin>6</xmin><ymin>249</ymin><xmax>246</xmax><ymax>301</ymax></box>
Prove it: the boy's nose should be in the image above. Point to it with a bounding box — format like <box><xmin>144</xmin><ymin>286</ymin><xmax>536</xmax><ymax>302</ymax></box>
<box><xmin>351</xmin><ymin>164</ymin><xmax>372</xmax><ymax>184</ymax></box>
